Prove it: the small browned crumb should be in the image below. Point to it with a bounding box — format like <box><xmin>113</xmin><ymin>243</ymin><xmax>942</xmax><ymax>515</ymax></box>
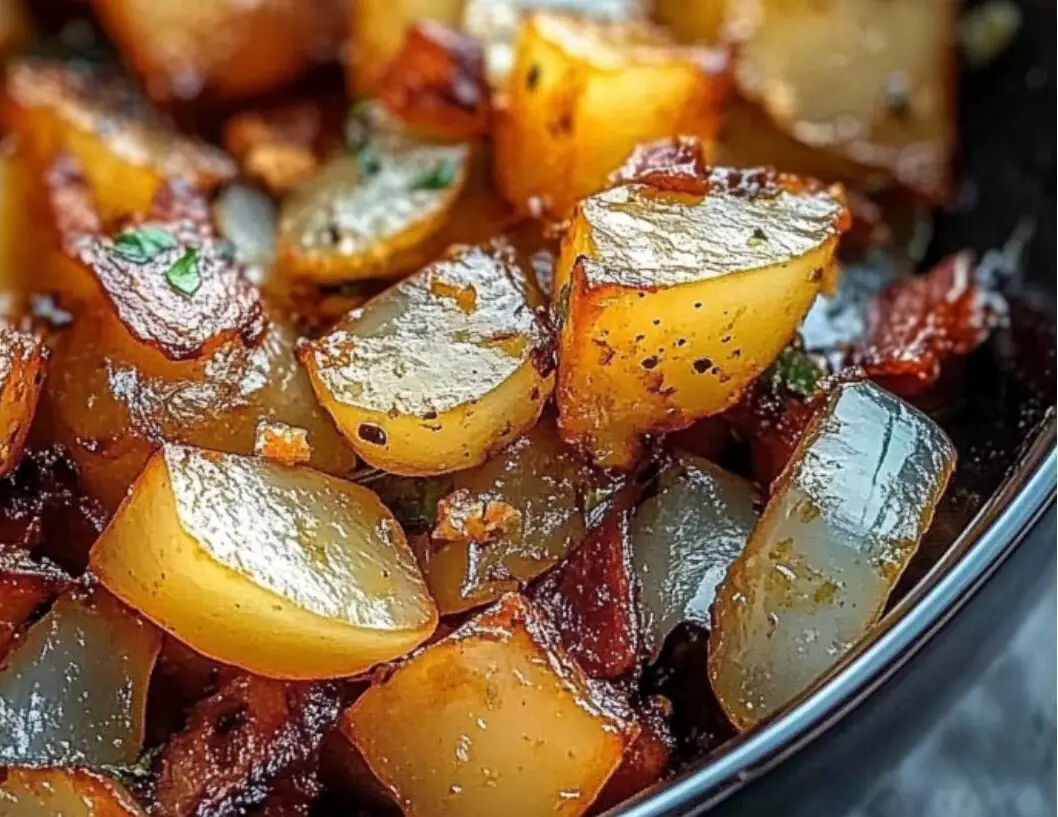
<box><xmin>253</xmin><ymin>420</ymin><xmax>313</xmax><ymax>467</ymax></box>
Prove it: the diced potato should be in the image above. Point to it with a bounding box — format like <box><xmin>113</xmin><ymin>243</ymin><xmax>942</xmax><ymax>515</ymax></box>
<box><xmin>555</xmin><ymin>166</ymin><xmax>848</xmax><ymax>468</ymax></box>
<box><xmin>302</xmin><ymin>243</ymin><xmax>554</xmax><ymax>475</ymax></box>
<box><xmin>708</xmin><ymin>380</ymin><xmax>956</xmax><ymax>730</ymax></box>
<box><xmin>0</xmin><ymin>589</ymin><xmax>161</xmax><ymax>766</ymax></box>
<box><xmin>90</xmin><ymin>444</ymin><xmax>438</xmax><ymax>679</ymax></box>
<box><xmin>254</xmin><ymin>419</ymin><xmax>313</xmax><ymax>466</ymax></box>
<box><xmin>348</xmin><ymin>0</ymin><xmax>466</xmax><ymax>97</ymax></box>
<box><xmin>2</xmin><ymin>58</ymin><xmax>235</xmax><ymax>220</ymax></box>
<box><xmin>631</xmin><ymin>454</ymin><xmax>757</xmax><ymax>656</ymax></box>
<box><xmin>0</xmin><ymin>767</ymin><xmax>146</xmax><ymax>817</ymax></box>
<box><xmin>0</xmin><ymin>549</ymin><xmax>72</xmax><ymax>656</ymax></box>
<box><xmin>493</xmin><ymin>12</ymin><xmax>729</xmax><ymax>216</ymax></box>
<box><xmin>462</xmin><ymin>0</ymin><xmax>648</xmax><ymax>88</ymax></box>
<box><xmin>425</xmin><ymin>411</ymin><xmax>607</xmax><ymax>614</ymax></box>
<box><xmin>90</xmin><ymin>0</ymin><xmax>346</xmax><ymax>102</ymax></box>
<box><xmin>343</xmin><ymin>593</ymin><xmax>637</xmax><ymax>817</ymax></box>
<box><xmin>729</xmin><ymin>0</ymin><xmax>958</xmax><ymax>202</ymax></box>
<box><xmin>277</xmin><ymin>108</ymin><xmax>475</xmax><ymax>283</ymax></box>
<box><xmin>653</xmin><ymin>0</ymin><xmax>728</xmax><ymax>43</ymax></box>
<box><xmin>0</xmin><ymin>326</ymin><xmax>46</xmax><ymax>477</ymax></box>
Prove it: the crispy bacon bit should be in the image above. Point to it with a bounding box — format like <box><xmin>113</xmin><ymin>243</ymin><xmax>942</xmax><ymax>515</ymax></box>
<box><xmin>852</xmin><ymin>252</ymin><xmax>1001</xmax><ymax>398</ymax></box>
<box><xmin>253</xmin><ymin>421</ymin><xmax>313</xmax><ymax>467</ymax></box>
<box><xmin>610</xmin><ymin>136</ymin><xmax>708</xmax><ymax>195</ymax></box>
<box><xmin>377</xmin><ymin>22</ymin><xmax>492</xmax><ymax>141</ymax></box>
<box><xmin>532</xmin><ymin>493</ymin><xmax>640</xmax><ymax>679</ymax></box>
<box><xmin>592</xmin><ymin>697</ymin><xmax>673</xmax><ymax>814</ymax></box>
<box><xmin>0</xmin><ymin>548</ymin><xmax>73</xmax><ymax>656</ymax></box>
<box><xmin>153</xmin><ymin>674</ymin><xmax>342</xmax><ymax>817</ymax></box>
<box><xmin>726</xmin><ymin>381</ymin><xmax>815</xmax><ymax>494</ymax></box>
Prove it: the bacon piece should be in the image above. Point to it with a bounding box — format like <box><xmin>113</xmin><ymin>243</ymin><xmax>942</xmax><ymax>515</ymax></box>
<box><xmin>609</xmin><ymin>136</ymin><xmax>708</xmax><ymax>195</ymax></box>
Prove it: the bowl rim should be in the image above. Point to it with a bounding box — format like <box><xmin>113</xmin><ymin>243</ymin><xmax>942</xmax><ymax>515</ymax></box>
<box><xmin>612</xmin><ymin>415</ymin><xmax>1057</xmax><ymax>817</ymax></box>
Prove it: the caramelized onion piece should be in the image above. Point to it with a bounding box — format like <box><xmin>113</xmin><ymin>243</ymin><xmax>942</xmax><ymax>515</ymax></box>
<box><xmin>708</xmin><ymin>380</ymin><xmax>956</xmax><ymax>730</ymax></box>
<box><xmin>631</xmin><ymin>454</ymin><xmax>758</xmax><ymax>656</ymax></box>
<box><xmin>0</xmin><ymin>767</ymin><xmax>146</xmax><ymax>817</ymax></box>
<box><xmin>0</xmin><ymin>326</ymin><xmax>46</xmax><ymax>477</ymax></box>
<box><xmin>343</xmin><ymin>593</ymin><xmax>637</xmax><ymax>817</ymax></box>
<box><xmin>0</xmin><ymin>589</ymin><xmax>161</xmax><ymax>766</ymax></box>
<box><xmin>556</xmin><ymin>166</ymin><xmax>848</xmax><ymax>468</ymax></box>
<box><xmin>0</xmin><ymin>549</ymin><xmax>72</xmax><ymax>656</ymax></box>
<box><xmin>90</xmin><ymin>445</ymin><xmax>437</xmax><ymax>679</ymax></box>
<box><xmin>303</xmin><ymin>243</ymin><xmax>554</xmax><ymax>475</ymax></box>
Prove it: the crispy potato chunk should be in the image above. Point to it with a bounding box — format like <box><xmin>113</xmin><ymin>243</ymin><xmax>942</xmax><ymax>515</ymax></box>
<box><xmin>277</xmin><ymin>108</ymin><xmax>474</xmax><ymax>283</ymax></box>
<box><xmin>729</xmin><ymin>0</ymin><xmax>957</xmax><ymax>202</ymax></box>
<box><xmin>0</xmin><ymin>326</ymin><xmax>46</xmax><ymax>477</ymax></box>
<box><xmin>303</xmin><ymin>243</ymin><xmax>554</xmax><ymax>475</ymax></box>
<box><xmin>344</xmin><ymin>593</ymin><xmax>637</xmax><ymax>817</ymax></box>
<box><xmin>348</xmin><ymin>0</ymin><xmax>466</xmax><ymax>97</ymax></box>
<box><xmin>425</xmin><ymin>411</ymin><xmax>606</xmax><ymax>614</ymax></box>
<box><xmin>555</xmin><ymin>165</ymin><xmax>848</xmax><ymax>468</ymax></box>
<box><xmin>0</xmin><ymin>589</ymin><xmax>161</xmax><ymax>766</ymax></box>
<box><xmin>709</xmin><ymin>381</ymin><xmax>956</xmax><ymax>730</ymax></box>
<box><xmin>0</xmin><ymin>767</ymin><xmax>146</xmax><ymax>817</ymax></box>
<box><xmin>254</xmin><ymin>420</ymin><xmax>313</xmax><ymax>467</ymax></box>
<box><xmin>0</xmin><ymin>548</ymin><xmax>72</xmax><ymax>656</ymax></box>
<box><xmin>90</xmin><ymin>445</ymin><xmax>437</xmax><ymax>679</ymax></box>
<box><xmin>493</xmin><ymin>12</ymin><xmax>729</xmax><ymax>216</ymax></box>
<box><xmin>90</xmin><ymin>0</ymin><xmax>346</xmax><ymax>102</ymax></box>
<box><xmin>2</xmin><ymin>58</ymin><xmax>235</xmax><ymax>220</ymax></box>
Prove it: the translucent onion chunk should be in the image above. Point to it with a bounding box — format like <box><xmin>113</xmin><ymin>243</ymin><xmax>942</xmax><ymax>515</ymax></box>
<box><xmin>343</xmin><ymin>593</ymin><xmax>636</xmax><ymax>817</ymax></box>
<box><xmin>708</xmin><ymin>380</ymin><xmax>956</xmax><ymax>729</ymax></box>
<box><xmin>0</xmin><ymin>590</ymin><xmax>161</xmax><ymax>767</ymax></box>
<box><xmin>90</xmin><ymin>445</ymin><xmax>437</xmax><ymax>679</ymax></box>
<box><xmin>631</xmin><ymin>454</ymin><xmax>758</xmax><ymax>656</ymax></box>
<box><xmin>0</xmin><ymin>767</ymin><xmax>146</xmax><ymax>817</ymax></box>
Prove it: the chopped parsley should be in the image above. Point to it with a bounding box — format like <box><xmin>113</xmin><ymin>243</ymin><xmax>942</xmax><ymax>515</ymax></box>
<box><xmin>747</xmin><ymin>227</ymin><xmax>769</xmax><ymax>248</ymax></box>
<box><xmin>410</xmin><ymin>159</ymin><xmax>457</xmax><ymax>191</ymax></box>
<box><xmin>770</xmin><ymin>346</ymin><xmax>823</xmax><ymax>398</ymax></box>
<box><xmin>111</xmin><ymin>225</ymin><xmax>178</xmax><ymax>263</ymax></box>
<box><xmin>165</xmin><ymin>248</ymin><xmax>201</xmax><ymax>297</ymax></box>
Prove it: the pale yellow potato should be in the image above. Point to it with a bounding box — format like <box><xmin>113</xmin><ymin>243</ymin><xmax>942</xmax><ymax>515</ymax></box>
<box><xmin>303</xmin><ymin>243</ymin><xmax>554</xmax><ymax>476</ymax></box>
<box><xmin>0</xmin><ymin>326</ymin><xmax>46</xmax><ymax>477</ymax></box>
<box><xmin>653</xmin><ymin>0</ymin><xmax>728</xmax><ymax>43</ymax></box>
<box><xmin>343</xmin><ymin>593</ymin><xmax>637</xmax><ymax>817</ymax></box>
<box><xmin>348</xmin><ymin>0</ymin><xmax>467</xmax><ymax>97</ymax></box>
<box><xmin>708</xmin><ymin>381</ymin><xmax>956</xmax><ymax>730</ymax></box>
<box><xmin>555</xmin><ymin>168</ymin><xmax>848</xmax><ymax>469</ymax></box>
<box><xmin>494</xmin><ymin>11</ymin><xmax>730</xmax><ymax>216</ymax></box>
<box><xmin>729</xmin><ymin>0</ymin><xmax>957</xmax><ymax>202</ymax></box>
<box><xmin>0</xmin><ymin>767</ymin><xmax>146</xmax><ymax>817</ymax></box>
<box><xmin>90</xmin><ymin>445</ymin><xmax>438</xmax><ymax>679</ymax></box>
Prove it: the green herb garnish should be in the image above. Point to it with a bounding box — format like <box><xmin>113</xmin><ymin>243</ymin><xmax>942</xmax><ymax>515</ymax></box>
<box><xmin>112</xmin><ymin>225</ymin><xmax>178</xmax><ymax>263</ymax></box>
<box><xmin>165</xmin><ymin>248</ymin><xmax>201</xmax><ymax>297</ymax></box>
<box><xmin>355</xmin><ymin>141</ymin><xmax>382</xmax><ymax>177</ymax></box>
<box><xmin>410</xmin><ymin>159</ymin><xmax>457</xmax><ymax>191</ymax></box>
<box><xmin>747</xmin><ymin>226</ymin><xmax>769</xmax><ymax>248</ymax></box>
<box><xmin>770</xmin><ymin>346</ymin><xmax>823</xmax><ymax>398</ymax></box>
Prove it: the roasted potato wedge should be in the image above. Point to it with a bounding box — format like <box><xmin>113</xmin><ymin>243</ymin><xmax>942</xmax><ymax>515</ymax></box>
<box><xmin>729</xmin><ymin>0</ymin><xmax>958</xmax><ymax>202</ymax></box>
<box><xmin>0</xmin><ymin>326</ymin><xmax>46</xmax><ymax>477</ymax></box>
<box><xmin>493</xmin><ymin>12</ymin><xmax>729</xmax><ymax>216</ymax></box>
<box><xmin>709</xmin><ymin>380</ymin><xmax>956</xmax><ymax>730</ymax></box>
<box><xmin>303</xmin><ymin>243</ymin><xmax>554</xmax><ymax>475</ymax></box>
<box><xmin>2</xmin><ymin>58</ymin><xmax>235</xmax><ymax>220</ymax></box>
<box><xmin>90</xmin><ymin>445</ymin><xmax>437</xmax><ymax>679</ymax></box>
<box><xmin>90</xmin><ymin>0</ymin><xmax>346</xmax><ymax>102</ymax></box>
<box><xmin>0</xmin><ymin>589</ymin><xmax>161</xmax><ymax>766</ymax></box>
<box><xmin>343</xmin><ymin>593</ymin><xmax>637</xmax><ymax>817</ymax></box>
<box><xmin>555</xmin><ymin>164</ymin><xmax>848</xmax><ymax>468</ymax></box>
<box><xmin>0</xmin><ymin>767</ymin><xmax>147</xmax><ymax>817</ymax></box>
<box><xmin>348</xmin><ymin>0</ymin><xmax>466</xmax><ymax>97</ymax></box>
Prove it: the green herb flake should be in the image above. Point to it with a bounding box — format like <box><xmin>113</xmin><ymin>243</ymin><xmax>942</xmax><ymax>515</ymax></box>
<box><xmin>165</xmin><ymin>248</ymin><xmax>201</xmax><ymax>297</ymax></box>
<box><xmin>770</xmin><ymin>346</ymin><xmax>823</xmax><ymax>398</ymax></box>
<box><xmin>410</xmin><ymin>159</ymin><xmax>457</xmax><ymax>191</ymax></box>
<box><xmin>355</xmin><ymin>141</ymin><xmax>382</xmax><ymax>177</ymax></box>
<box><xmin>747</xmin><ymin>227</ymin><xmax>769</xmax><ymax>248</ymax></box>
<box><xmin>112</xmin><ymin>225</ymin><xmax>178</xmax><ymax>264</ymax></box>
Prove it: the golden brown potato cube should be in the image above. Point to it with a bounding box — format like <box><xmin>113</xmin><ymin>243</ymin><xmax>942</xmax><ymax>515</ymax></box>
<box><xmin>348</xmin><ymin>0</ymin><xmax>466</xmax><ymax>97</ymax></box>
<box><xmin>555</xmin><ymin>166</ymin><xmax>848</xmax><ymax>468</ymax></box>
<box><xmin>90</xmin><ymin>0</ymin><xmax>346</xmax><ymax>103</ymax></box>
<box><xmin>0</xmin><ymin>549</ymin><xmax>72</xmax><ymax>656</ymax></box>
<box><xmin>2</xmin><ymin>58</ymin><xmax>235</xmax><ymax>221</ymax></box>
<box><xmin>0</xmin><ymin>326</ymin><xmax>46</xmax><ymax>477</ymax></box>
<box><xmin>493</xmin><ymin>12</ymin><xmax>729</xmax><ymax>217</ymax></box>
<box><xmin>343</xmin><ymin>593</ymin><xmax>637</xmax><ymax>817</ymax></box>
<box><xmin>302</xmin><ymin>243</ymin><xmax>554</xmax><ymax>476</ymax></box>
<box><xmin>653</xmin><ymin>0</ymin><xmax>728</xmax><ymax>43</ymax></box>
<box><xmin>90</xmin><ymin>444</ymin><xmax>438</xmax><ymax>679</ymax></box>
<box><xmin>729</xmin><ymin>0</ymin><xmax>957</xmax><ymax>202</ymax></box>
<box><xmin>0</xmin><ymin>767</ymin><xmax>146</xmax><ymax>817</ymax></box>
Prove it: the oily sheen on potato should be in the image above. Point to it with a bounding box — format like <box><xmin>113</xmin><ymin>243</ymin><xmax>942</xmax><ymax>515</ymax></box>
<box><xmin>708</xmin><ymin>380</ymin><xmax>956</xmax><ymax>730</ymax></box>
<box><xmin>0</xmin><ymin>767</ymin><xmax>147</xmax><ymax>817</ymax></box>
<box><xmin>90</xmin><ymin>445</ymin><xmax>437</xmax><ymax>679</ymax></box>
<box><xmin>303</xmin><ymin>243</ymin><xmax>554</xmax><ymax>475</ymax></box>
<box><xmin>556</xmin><ymin>164</ymin><xmax>848</xmax><ymax>468</ymax></box>
<box><xmin>343</xmin><ymin>593</ymin><xmax>637</xmax><ymax>817</ymax></box>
